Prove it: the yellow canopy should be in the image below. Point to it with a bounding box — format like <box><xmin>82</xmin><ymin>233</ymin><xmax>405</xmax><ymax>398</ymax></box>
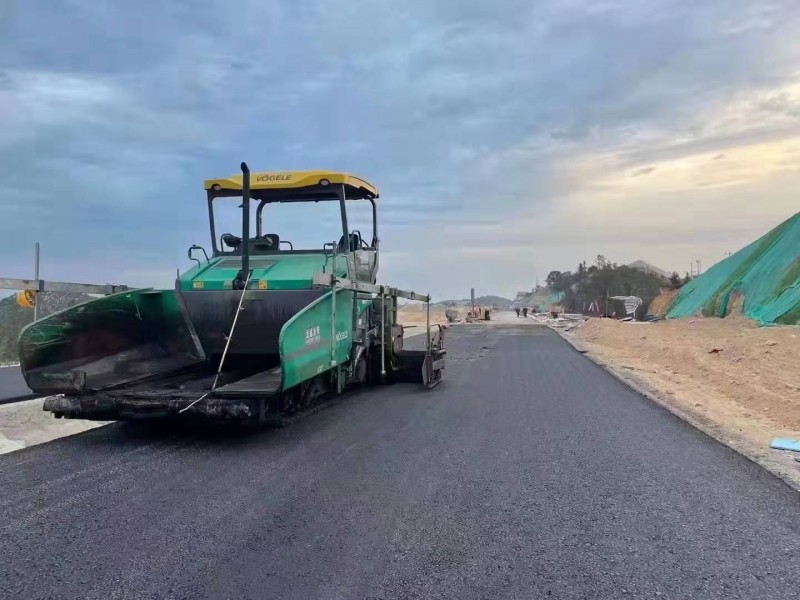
<box><xmin>204</xmin><ymin>170</ymin><xmax>379</xmax><ymax>198</ymax></box>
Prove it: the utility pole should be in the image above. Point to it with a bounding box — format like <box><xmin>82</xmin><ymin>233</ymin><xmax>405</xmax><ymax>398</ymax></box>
<box><xmin>33</xmin><ymin>242</ymin><xmax>40</xmax><ymax>321</ymax></box>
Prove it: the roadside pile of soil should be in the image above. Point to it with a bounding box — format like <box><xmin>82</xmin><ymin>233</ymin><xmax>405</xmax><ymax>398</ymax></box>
<box><xmin>397</xmin><ymin>304</ymin><xmax>485</xmax><ymax>326</ymax></box>
<box><xmin>397</xmin><ymin>304</ymin><xmax>451</xmax><ymax>326</ymax></box>
<box><xmin>572</xmin><ymin>316</ymin><xmax>800</xmax><ymax>483</ymax></box>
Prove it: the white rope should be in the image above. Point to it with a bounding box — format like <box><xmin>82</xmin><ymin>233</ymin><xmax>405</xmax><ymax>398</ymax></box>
<box><xmin>179</xmin><ymin>392</ymin><xmax>209</xmax><ymax>414</ymax></box>
<box><xmin>180</xmin><ymin>271</ymin><xmax>252</xmax><ymax>414</ymax></box>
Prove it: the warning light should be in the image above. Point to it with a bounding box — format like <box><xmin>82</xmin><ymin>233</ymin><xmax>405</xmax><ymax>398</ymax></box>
<box><xmin>16</xmin><ymin>290</ymin><xmax>36</xmax><ymax>308</ymax></box>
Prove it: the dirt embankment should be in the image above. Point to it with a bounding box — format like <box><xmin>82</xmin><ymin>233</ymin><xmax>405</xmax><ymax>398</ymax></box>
<box><xmin>572</xmin><ymin>317</ymin><xmax>800</xmax><ymax>485</ymax></box>
<box><xmin>397</xmin><ymin>305</ymin><xmax>449</xmax><ymax>327</ymax></box>
<box><xmin>397</xmin><ymin>305</ymin><xmax>478</xmax><ymax>327</ymax></box>
<box><xmin>647</xmin><ymin>289</ymin><xmax>679</xmax><ymax>317</ymax></box>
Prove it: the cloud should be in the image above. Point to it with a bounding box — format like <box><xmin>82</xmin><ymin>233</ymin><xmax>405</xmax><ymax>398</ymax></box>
<box><xmin>632</xmin><ymin>166</ymin><xmax>657</xmax><ymax>177</ymax></box>
<box><xmin>1</xmin><ymin>0</ymin><xmax>800</xmax><ymax>300</ymax></box>
<box><xmin>0</xmin><ymin>71</ymin><xmax>117</xmax><ymax>144</ymax></box>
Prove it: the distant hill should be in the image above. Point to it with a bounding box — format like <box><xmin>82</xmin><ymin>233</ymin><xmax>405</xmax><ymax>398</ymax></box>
<box><xmin>628</xmin><ymin>260</ymin><xmax>670</xmax><ymax>279</ymax></box>
<box><xmin>437</xmin><ymin>295</ymin><xmax>513</xmax><ymax>307</ymax></box>
<box><xmin>0</xmin><ymin>292</ymin><xmax>93</xmax><ymax>362</ymax></box>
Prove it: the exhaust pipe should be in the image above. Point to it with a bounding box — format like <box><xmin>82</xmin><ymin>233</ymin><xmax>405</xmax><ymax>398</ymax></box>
<box><xmin>235</xmin><ymin>162</ymin><xmax>251</xmax><ymax>290</ymax></box>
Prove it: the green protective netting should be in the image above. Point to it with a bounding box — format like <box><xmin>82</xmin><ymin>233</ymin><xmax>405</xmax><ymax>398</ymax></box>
<box><xmin>666</xmin><ymin>211</ymin><xmax>800</xmax><ymax>325</ymax></box>
<box><xmin>523</xmin><ymin>290</ymin><xmax>564</xmax><ymax>309</ymax></box>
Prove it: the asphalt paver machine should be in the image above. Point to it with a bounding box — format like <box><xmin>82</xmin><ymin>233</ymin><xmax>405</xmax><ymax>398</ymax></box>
<box><xmin>19</xmin><ymin>164</ymin><xmax>445</xmax><ymax>423</ymax></box>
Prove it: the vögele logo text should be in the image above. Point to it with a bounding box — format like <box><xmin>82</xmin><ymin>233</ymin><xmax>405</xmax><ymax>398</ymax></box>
<box><xmin>256</xmin><ymin>174</ymin><xmax>292</xmax><ymax>182</ymax></box>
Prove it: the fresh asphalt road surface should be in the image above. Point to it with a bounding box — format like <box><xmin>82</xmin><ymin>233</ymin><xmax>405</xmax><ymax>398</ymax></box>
<box><xmin>2</xmin><ymin>324</ymin><xmax>799</xmax><ymax>599</ymax></box>
<box><xmin>0</xmin><ymin>365</ymin><xmax>32</xmax><ymax>403</ymax></box>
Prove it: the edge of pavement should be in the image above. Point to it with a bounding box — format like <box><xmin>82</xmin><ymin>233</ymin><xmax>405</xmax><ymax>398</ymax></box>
<box><xmin>0</xmin><ymin>397</ymin><xmax>109</xmax><ymax>455</ymax></box>
<box><xmin>553</xmin><ymin>326</ymin><xmax>800</xmax><ymax>493</ymax></box>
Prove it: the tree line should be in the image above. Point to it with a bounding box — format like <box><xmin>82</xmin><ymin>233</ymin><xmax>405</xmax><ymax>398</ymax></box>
<box><xmin>544</xmin><ymin>256</ymin><xmax>691</xmax><ymax>318</ymax></box>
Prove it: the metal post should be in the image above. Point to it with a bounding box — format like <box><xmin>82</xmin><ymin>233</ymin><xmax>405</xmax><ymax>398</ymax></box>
<box><xmin>338</xmin><ymin>184</ymin><xmax>353</xmax><ymax>283</ymax></box>
<box><xmin>207</xmin><ymin>192</ymin><xmax>217</xmax><ymax>254</ymax></box>
<box><xmin>330</xmin><ymin>287</ymin><xmax>337</xmax><ymax>366</ymax></box>
<box><xmin>338</xmin><ymin>184</ymin><xmax>350</xmax><ymax>246</ymax></box>
<box><xmin>369</xmin><ymin>198</ymin><xmax>378</xmax><ymax>247</ymax></box>
<box><xmin>330</xmin><ymin>244</ymin><xmax>338</xmax><ymax>367</ymax></box>
<box><xmin>380</xmin><ymin>291</ymin><xmax>386</xmax><ymax>376</ymax></box>
<box><xmin>426</xmin><ymin>297</ymin><xmax>430</xmax><ymax>352</ymax></box>
<box><xmin>256</xmin><ymin>201</ymin><xmax>265</xmax><ymax>237</ymax></box>
<box><xmin>33</xmin><ymin>242</ymin><xmax>40</xmax><ymax>321</ymax></box>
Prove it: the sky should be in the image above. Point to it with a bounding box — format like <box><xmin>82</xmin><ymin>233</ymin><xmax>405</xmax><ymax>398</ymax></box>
<box><xmin>1</xmin><ymin>0</ymin><xmax>799</xmax><ymax>300</ymax></box>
